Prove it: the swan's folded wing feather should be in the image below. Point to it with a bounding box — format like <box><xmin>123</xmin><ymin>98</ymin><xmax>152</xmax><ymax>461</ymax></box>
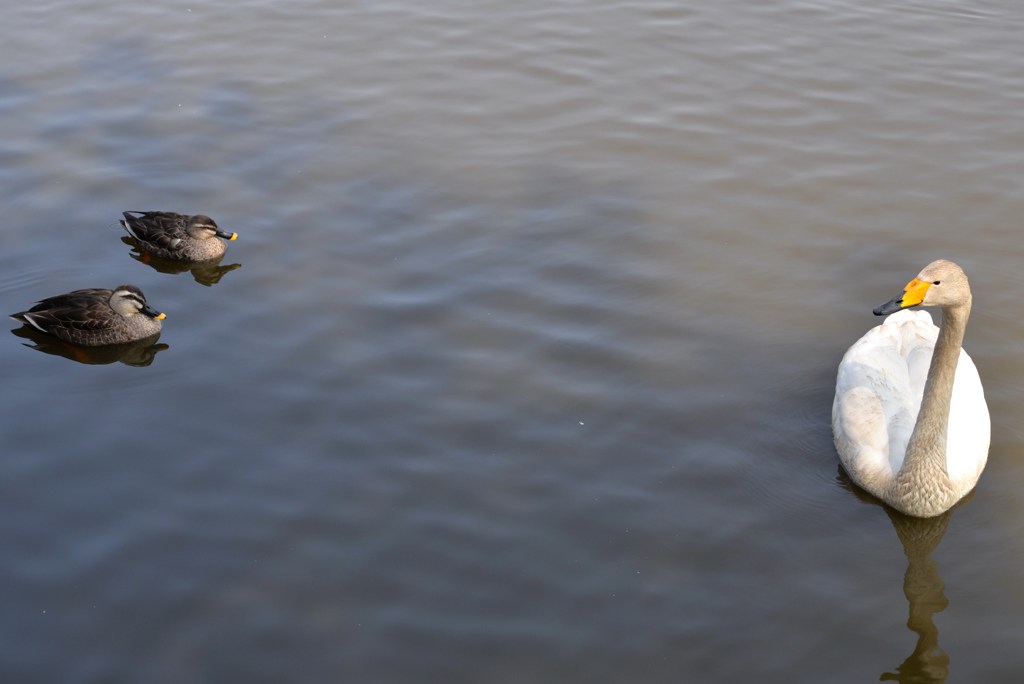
<box><xmin>833</xmin><ymin>310</ymin><xmax>935</xmax><ymax>485</ymax></box>
<box><xmin>833</xmin><ymin>384</ymin><xmax>891</xmax><ymax>485</ymax></box>
<box><xmin>946</xmin><ymin>349</ymin><xmax>990</xmax><ymax>488</ymax></box>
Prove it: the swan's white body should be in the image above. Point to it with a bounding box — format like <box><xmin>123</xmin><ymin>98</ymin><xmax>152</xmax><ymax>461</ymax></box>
<box><xmin>833</xmin><ymin>309</ymin><xmax>989</xmax><ymax>501</ymax></box>
<box><xmin>833</xmin><ymin>260</ymin><xmax>990</xmax><ymax>517</ymax></box>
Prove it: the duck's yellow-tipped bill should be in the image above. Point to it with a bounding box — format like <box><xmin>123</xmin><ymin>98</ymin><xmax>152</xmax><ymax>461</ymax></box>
<box><xmin>155</xmin><ymin>312</ymin><xmax>167</xmax><ymax>321</ymax></box>
<box><xmin>229</xmin><ymin>232</ymin><xmax>238</xmax><ymax>241</ymax></box>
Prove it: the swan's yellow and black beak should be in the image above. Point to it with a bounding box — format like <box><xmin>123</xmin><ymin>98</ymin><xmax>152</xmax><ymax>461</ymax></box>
<box><xmin>873</xmin><ymin>278</ymin><xmax>931</xmax><ymax>316</ymax></box>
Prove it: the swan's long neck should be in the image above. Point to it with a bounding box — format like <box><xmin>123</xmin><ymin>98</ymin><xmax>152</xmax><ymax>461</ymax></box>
<box><xmin>893</xmin><ymin>300</ymin><xmax>970</xmax><ymax>514</ymax></box>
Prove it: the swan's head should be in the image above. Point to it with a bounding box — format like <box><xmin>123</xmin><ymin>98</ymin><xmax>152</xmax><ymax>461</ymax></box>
<box><xmin>873</xmin><ymin>259</ymin><xmax>971</xmax><ymax>316</ymax></box>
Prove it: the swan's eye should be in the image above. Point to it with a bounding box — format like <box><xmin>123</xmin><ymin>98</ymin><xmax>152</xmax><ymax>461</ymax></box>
<box><xmin>932</xmin><ymin>280</ymin><xmax>941</xmax><ymax>285</ymax></box>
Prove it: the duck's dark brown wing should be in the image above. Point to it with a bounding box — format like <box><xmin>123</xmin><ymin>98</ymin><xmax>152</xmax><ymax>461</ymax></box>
<box><xmin>13</xmin><ymin>289</ymin><xmax>115</xmax><ymax>333</ymax></box>
<box><xmin>121</xmin><ymin>211</ymin><xmax>190</xmax><ymax>252</ymax></box>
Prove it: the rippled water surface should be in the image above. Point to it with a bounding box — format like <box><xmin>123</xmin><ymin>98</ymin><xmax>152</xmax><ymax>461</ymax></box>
<box><xmin>2</xmin><ymin>1</ymin><xmax>1024</xmax><ymax>681</ymax></box>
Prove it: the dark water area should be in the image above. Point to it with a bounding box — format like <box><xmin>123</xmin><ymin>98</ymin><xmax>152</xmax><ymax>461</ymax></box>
<box><xmin>2</xmin><ymin>1</ymin><xmax>1024</xmax><ymax>682</ymax></box>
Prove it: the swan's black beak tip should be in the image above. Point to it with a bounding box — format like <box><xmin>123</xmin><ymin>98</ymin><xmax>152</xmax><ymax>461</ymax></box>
<box><xmin>873</xmin><ymin>296</ymin><xmax>904</xmax><ymax>316</ymax></box>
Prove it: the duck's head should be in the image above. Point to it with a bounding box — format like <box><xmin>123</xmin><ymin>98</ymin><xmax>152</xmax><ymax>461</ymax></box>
<box><xmin>110</xmin><ymin>285</ymin><xmax>166</xmax><ymax>320</ymax></box>
<box><xmin>187</xmin><ymin>215</ymin><xmax>237</xmax><ymax>242</ymax></box>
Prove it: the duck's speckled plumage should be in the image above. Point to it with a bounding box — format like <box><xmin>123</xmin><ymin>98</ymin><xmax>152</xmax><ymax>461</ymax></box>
<box><xmin>120</xmin><ymin>211</ymin><xmax>237</xmax><ymax>262</ymax></box>
<box><xmin>10</xmin><ymin>285</ymin><xmax>164</xmax><ymax>346</ymax></box>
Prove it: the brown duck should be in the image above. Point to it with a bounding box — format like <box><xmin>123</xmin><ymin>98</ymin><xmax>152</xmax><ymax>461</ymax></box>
<box><xmin>11</xmin><ymin>285</ymin><xmax>165</xmax><ymax>346</ymax></box>
<box><xmin>121</xmin><ymin>211</ymin><xmax>237</xmax><ymax>262</ymax></box>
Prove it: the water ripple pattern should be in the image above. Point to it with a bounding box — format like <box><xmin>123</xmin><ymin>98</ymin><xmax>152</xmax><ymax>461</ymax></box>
<box><xmin>1</xmin><ymin>1</ymin><xmax>1023</xmax><ymax>682</ymax></box>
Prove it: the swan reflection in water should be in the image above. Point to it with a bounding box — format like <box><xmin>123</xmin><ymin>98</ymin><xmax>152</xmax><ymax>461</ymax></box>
<box><xmin>11</xmin><ymin>325</ymin><xmax>168</xmax><ymax>367</ymax></box>
<box><xmin>840</xmin><ymin>469</ymin><xmax>968</xmax><ymax>684</ymax></box>
<box><xmin>121</xmin><ymin>236</ymin><xmax>241</xmax><ymax>286</ymax></box>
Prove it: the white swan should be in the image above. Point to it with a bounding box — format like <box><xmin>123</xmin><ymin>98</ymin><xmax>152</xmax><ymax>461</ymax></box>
<box><xmin>832</xmin><ymin>259</ymin><xmax>990</xmax><ymax>517</ymax></box>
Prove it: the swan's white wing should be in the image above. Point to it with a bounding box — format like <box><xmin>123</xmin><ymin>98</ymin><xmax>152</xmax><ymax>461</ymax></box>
<box><xmin>947</xmin><ymin>348</ymin><xmax>990</xmax><ymax>491</ymax></box>
<box><xmin>833</xmin><ymin>310</ymin><xmax>935</xmax><ymax>494</ymax></box>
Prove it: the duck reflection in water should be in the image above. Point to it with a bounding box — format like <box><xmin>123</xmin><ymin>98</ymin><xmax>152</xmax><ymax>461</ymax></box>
<box><xmin>10</xmin><ymin>325</ymin><xmax>168</xmax><ymax>367</ymax></box>
<box><xmin>839</xmin><ymin>469</ymin><xmax>966</xmax><ymax>684</ymax></box>
<box><xmin>121</xmin><ymin>236</ymin><xmax>241</xmax><ymax>286</ymax></box>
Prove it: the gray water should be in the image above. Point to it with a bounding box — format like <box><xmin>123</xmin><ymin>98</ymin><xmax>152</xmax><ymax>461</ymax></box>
<box><xmin>2</xmin><ymin>1</ymin><xmax>1024</xmax><ymax>682</ymax></box>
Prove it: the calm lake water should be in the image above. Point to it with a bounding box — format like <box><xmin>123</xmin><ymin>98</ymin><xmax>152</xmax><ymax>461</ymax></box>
<box><xmin>2</xmin><ymin>1</ymin><xmax>1024</xmax><ymax>682</ymax></box>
